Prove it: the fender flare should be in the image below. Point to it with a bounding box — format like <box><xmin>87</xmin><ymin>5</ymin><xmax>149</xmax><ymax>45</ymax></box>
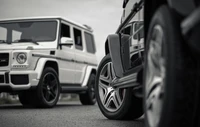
<box><xmin>35</xmin><ymin>58</ymin><xmax>59</xmax><ymax>79</ymax></box>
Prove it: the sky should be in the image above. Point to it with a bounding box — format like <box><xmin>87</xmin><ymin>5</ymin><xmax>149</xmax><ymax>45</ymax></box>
<box><xmin>0</xmin><ymin>0</ymin><xmax>123</xmax><ymax>62</ymax></box>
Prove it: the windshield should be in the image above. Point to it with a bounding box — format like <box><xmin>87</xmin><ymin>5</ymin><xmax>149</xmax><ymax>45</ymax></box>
<box><xmin>0</xmin><ymin>20</ymin><xmax>57</xmax><ymax>43</ymax></box>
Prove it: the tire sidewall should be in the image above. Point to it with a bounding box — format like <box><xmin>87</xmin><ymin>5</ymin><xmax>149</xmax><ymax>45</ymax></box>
<box><xmin>144</xmin><ymin>5</ymin><xmax>196</xmax><ymax>127</ymax></box>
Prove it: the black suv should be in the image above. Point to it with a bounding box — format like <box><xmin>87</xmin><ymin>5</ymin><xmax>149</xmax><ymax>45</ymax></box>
<box><xmin>95</xmin><ymin>0</ymin><xmax>200</xmax><ymax>127</ymax></box>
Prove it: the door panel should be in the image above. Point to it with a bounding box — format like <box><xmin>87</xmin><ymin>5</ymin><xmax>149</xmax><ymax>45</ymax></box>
<box><xmin>74</xmin><ymin>50</ymin><xmax>87</xmax><ymax>84</ymax></box>
<box><xmin>56</xmin><ymin>46</ymin><xmax>75</xmax><ymax>84</ymax></box>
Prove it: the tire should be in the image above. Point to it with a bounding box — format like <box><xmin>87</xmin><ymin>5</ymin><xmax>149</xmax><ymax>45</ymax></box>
<box><xmin>79</xmin><ymin>73</ymin><xmax>96</xmax><ymax>105</ymax></box>
<box><xmin>144</xmin><ymin>5</ymin><xmax>200</xmax><ymax>127</ymax></box>
<box><xmin>18</xmin><ymin>91</ymin><xmax>31</xmax><ymax>106</ymax></box>
<box><xmin>32</xmin><ymin>67</ymin><xmax>60</xmax><ymax>108</ymax></box>
<box><xmin>95</xmin><ymin>54</ymin><xmax>143</xmax><ymax>120</ymax></box>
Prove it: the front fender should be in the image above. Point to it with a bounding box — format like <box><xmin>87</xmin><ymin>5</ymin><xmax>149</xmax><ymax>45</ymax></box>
<box><xmin>107</xmin><ymin>34</ymin><xmax>131</xmax><ymax>78</ymax></box>
<box><xmin>35</xmin><ymin>58</ymin><xmax>58</xmax><ymax>79</ymax></box>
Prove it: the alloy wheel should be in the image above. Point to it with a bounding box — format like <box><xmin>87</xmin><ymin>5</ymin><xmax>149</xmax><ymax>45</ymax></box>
<box><xmin>98</xmin><ymin>62</ymin><xmax>126</xmax><ymax>112</ymax></box>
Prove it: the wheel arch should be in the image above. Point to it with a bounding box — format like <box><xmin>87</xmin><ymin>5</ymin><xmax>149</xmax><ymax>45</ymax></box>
<box><xmin>35</xmin><ymin>58</ymin><xmax>59</xmax><ymax>79</ymax></box>
<box><xmin>44</xmin><ymin>61</ymin><xmax>59</xmax><ymax>75</ymax></box>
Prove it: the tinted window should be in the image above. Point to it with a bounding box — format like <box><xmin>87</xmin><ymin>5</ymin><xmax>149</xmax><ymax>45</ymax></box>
<box><xmin>122</xmin><ymin>25</ymin><xmax>131</xmax><ymax>35</ymax></box>
<box><xmin>73</xmin><ymin>28</ymin><xmax>83</xmax><ymax>50</ymax></box>
<box><xmin>0</xmin><ymin>21</ymin><xmax>57</xmax><ymax>43</ymax></box>
<box><xmin>85</xmin><ymin>32</ymin><xmax>96</xmax><ymax>53</ymax></box>
<box><xmin>61</xmin><ymin>24</ymin><xmax>70</xmax><ymax>38</ymax></box>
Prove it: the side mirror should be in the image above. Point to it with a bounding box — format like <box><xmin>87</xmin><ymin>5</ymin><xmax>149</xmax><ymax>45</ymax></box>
<box><xmin>60</xmin><ymin>37</ymin><xmax>73</xmax><ymax>46</ymax></box>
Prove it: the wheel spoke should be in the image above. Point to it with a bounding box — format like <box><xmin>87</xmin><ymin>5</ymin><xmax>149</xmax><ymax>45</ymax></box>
<box><xmin>49</xmin><ymin>79</ymin><xmax>57</xmax><ymax>90</ymax></box>
<box><xmin>99</xmin><ymin>81</ymin><xmax>108</xmax><ymax>90</ymax></box>
<box><xmin>105</xmin><ymin>94</ymin><xmax>113</xmax><ymax>108</ymax></box>
<box><xmin>49</xmin><ymin>89</ymin><xmax>56</xmax><ymax>99</ymax></box>
<box><xmin>115</xmin><ymin>88</ymin><xmax>122</xmax><ymax>105</ymax></box>
<box><xmin>100</xmin><ymin>75</ymin><xmax>110</xmax><ymax>84</ymax></box>
<box><xmin>146</xmin><ymin>76</ymin><xmax>162</xmax><ymax>97</ymax></box>
<box><xmin>45</xmin><ymin>91</ymin><xmax>50</xmax><ymax>101</ymax></box>
<box><xmin>103</xmin><ymin>91</ymin><xmax>110</xmax><ymax>105</ymax></box>
<box><xmin>112</xmin><ymin>93</ymin><xmax>120</xmax><ymax>108</ymax></box>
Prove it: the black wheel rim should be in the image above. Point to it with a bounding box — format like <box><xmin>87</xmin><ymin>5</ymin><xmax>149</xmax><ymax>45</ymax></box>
<box><xmin>42</xmin><ymin>72</ymin><xmax>59</xmax><ymax>103</ymax></box>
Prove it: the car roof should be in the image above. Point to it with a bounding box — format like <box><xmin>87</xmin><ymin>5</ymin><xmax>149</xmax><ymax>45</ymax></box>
<box><xmin>0</xmin><ymin>16</ymin><xmax>93</xmax><ymax>32</ymax></box>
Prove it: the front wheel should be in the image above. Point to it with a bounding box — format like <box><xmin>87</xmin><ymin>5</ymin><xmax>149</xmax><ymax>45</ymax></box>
<box><xmin>33</xmin><ymin>67</ymin><xmax>60</xmax><ymax>108</ymax></box>
<box><xmin>144</xmin><ymin>5</ymin><xmax>199</xmax><ymax>127</ymax></box>
<box><xmin>95</xmin><ymin>54</ymin><xmax>143</xmax><ymax>120</ymax></box>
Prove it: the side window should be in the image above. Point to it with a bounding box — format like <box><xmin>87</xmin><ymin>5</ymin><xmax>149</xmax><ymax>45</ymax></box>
<box><xmin>121</xmin><ymin>25</ymin><xmax>131</xmax><ymax>35</ymax></box>
<box><xmin>84</xmin><ymin>32</ymin><xmax>96</xmax><ymax>54</ymax></box>
<box><xmin>61</xmin><ymin>24</ymin><xmax>70</xmax><ymax>38</ymax></box>
<box><xmin>0</xmin><ymin>27</ymin><xmax>7</xmax><ymax>41</ymax></box>
<box><xmin>73</xmin><ymin>28</ymin><xmax>83</xmax><ymax>50</ymax></box>
<box><xmin>133</xmin><ymin>21</ymin><xmax>144</xmax><ymax>40</ymax></box>
<box><xmin>121</xmin><ymin>25</ymin><xmax>132</xmax><ymax>46</ymax></box>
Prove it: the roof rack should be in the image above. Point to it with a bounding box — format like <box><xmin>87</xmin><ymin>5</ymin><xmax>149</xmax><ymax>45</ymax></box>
<box><xmin>116</xmin><ymin>0</ymin><xmax>144</xmax><ymax>33</ymax></box>
<box><xmin>83</xmin><ymin>24</ymin><xmax>93</xmax><ymax>32</ymax></box>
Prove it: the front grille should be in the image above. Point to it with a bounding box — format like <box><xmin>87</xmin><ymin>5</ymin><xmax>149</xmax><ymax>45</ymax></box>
<box><xmin>0</xmin><ymin>75</ymin><xmax>4</xmax><ymax>83</ymax></box>
<box><xmin>0</xmin><ymin>53</ymin><xmax>9</xmax><ymax>67</ymax></box>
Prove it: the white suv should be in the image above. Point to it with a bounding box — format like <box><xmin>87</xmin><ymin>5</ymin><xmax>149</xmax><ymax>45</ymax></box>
<box><xmin>0</xmin><ymin>16</ymin><xmax>97</xmax><ymax>108</ymax></box>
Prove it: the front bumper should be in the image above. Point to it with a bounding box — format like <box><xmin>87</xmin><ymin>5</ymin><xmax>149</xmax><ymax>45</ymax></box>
<box><xmin>0</xmin><ymin>70</ymin><xmax>39</xmax><ymax>91</ymax></box>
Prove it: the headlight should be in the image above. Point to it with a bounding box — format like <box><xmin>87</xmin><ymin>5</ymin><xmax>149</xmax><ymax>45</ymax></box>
<box><xmin>16</xmin><ymin>53</ymin><xmax>27</xmax><ymax>64</ymax></box>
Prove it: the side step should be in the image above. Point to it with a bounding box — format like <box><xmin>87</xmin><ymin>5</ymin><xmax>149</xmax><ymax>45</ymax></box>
<box><xmin>61</xmin><ymin>85</ymin><xmax>88</xmax><ymax>93</ymax></box>
<box><xmin>113</xmin><ymin>73</ymin><xmax>140</xmax><ymax>89</ymax></box>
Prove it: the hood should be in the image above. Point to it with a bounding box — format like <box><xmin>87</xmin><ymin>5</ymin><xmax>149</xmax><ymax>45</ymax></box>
<box><xmin>0</xmin><ymin>43</ymin><xmax>56</xmax><ymax>50</ymax></box>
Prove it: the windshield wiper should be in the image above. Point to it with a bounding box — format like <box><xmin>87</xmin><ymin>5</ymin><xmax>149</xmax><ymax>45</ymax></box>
<box><xmin>16</xmin><ymin>39</ymin><xmax>39</xmax><ymax>45</ymax></box>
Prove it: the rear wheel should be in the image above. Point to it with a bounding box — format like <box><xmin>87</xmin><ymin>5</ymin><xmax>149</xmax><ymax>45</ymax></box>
<box><xmin>144</xmin><ymin>5</ymin><xmax>200</xmax><ymax>127</ymax></box>
<box><xmin>95</xmin><ymin>54</ymin><xmax>143</xmax><ymax>120</ymax></box>
<box><xmin>79</xmin><ymin>73</ymin><xmax>96</xmax><ymax>105</ymax></box>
